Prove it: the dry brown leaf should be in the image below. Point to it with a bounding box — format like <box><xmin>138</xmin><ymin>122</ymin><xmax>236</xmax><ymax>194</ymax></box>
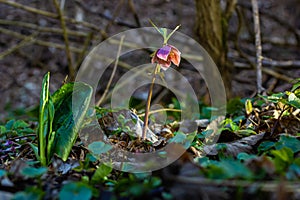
<box><xmin>201</xmin><ymin>133</ymin><xmax>265</xmax><ymax>157</ymax></box>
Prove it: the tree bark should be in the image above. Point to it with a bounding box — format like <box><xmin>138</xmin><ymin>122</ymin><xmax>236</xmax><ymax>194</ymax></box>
<box><xmin>194</xmin><ymin>0</ymin><xmax>236</xmax><ymax>98</ymax></box>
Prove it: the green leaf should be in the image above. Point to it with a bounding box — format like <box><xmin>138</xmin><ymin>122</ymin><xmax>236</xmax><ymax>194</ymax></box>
<box><xmin>267</xmin><ymin>92</ymin><xmax>285</xmax><ymax>103</ymax></box>
<box><xmin>288</xmin><ymin>92</ymin><xmax>300</xmax><ymax>108</ymax></box>
<box><xmin>219</xmin><ymin>159</ymin><xmax>253</xmax><ymax>179</ymax></box>
<box><xmin>28</xmin><ymin>143</ymin><xmax>40</xmax><ymax>161</ymax></box>
<box><xmin>258</xmin><ymin>141</ymin><xmax>275</xmax><ymax>154</ymax></box>
<box><xmin>12</xmin><ymin>187</ymin><xmax>44</xmax><ymax>200</ymax></box>
<box><xmin>52</xmin><ymin>82</ymin><xmax>93</xmax><ymax>161</ymax></box>
<box><xmin>0</xmin><ymin>125</ymin><xmax>6</xmax><ymax>134</ymax></box>
<box><xmin>91</xmin><ymin>164</ymin><xmax>112</xmax><ymax>183</ymax></box>
<box><xmin>275</xmin><ymin>135</ymin><xmax>300</xmax><ymax>153</ymax></box>
<box><xmin>0</xmin><ymin>169</ymin><xmax>6</xmax><ymax>177</ymax></box>
<box><xmin>59</xmin><ymin>182</ymin><xmax>92</xmax><ymax>200</ymax></box>
<box><xmin>38</xmin><ymin>72</ymin><xmax>51</xmax><ymax>166</ymax></box>
<box><xmin>88</xmin><ymin>141</ymin><xmax>112</xmax><ymax>156</ymax></box>
<box><xmin>164</xmin><ymin>25</ymin><xmax>180</xmax><ymax>43</ymax></box>
<box><xmin>13</xmin><ymin>120</ymin><xmax>30</xmax><ymax>129</ymax></box>
<box><xmin>271</xmin><ymin>147</ymin><xmax>294</xmax><ymax>172</ymax></box>
<box><xmin>169</xmin><ymin>131</ymin><xmax>186</xmax><ymax>143</ymax></box>
<box><xmin>245</xmin><ymin>99</ymin><xmax>253</xmax><ymax>115</ymax></box>
<box><xmin>21</xmin><ymin>166</ymin><xmax>47</xmax><ymax>178</ymax></box>
<box><xmin>237</xmin><ymin>152</ymin><xmax>257</xmax><ymax>161</ymax></box>
<box><xmin>235</xmin><ymin>129</ymin><xmax>257</xmax><ymax>137</ymax></box>
<box><xmin>291</xmin><ymin>79</ymin><xmax>300</xmax><ymax>91</ymax></box>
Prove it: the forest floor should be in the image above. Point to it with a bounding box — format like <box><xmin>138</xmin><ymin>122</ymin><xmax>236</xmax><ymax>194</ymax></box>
<box><xmin>0</xmin><ymin>0</ymin><xmax>300</xmax><ymax>199</ymax></box>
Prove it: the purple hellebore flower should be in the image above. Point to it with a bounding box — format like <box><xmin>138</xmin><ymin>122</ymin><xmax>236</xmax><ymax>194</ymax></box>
<box><xmin>151</xmin><ymin>44</ymin><xmax>181</xmax><ymax>70</ymax></box>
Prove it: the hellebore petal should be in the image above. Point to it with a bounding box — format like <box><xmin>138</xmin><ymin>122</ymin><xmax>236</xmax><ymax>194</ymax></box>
<box><xmin>168</xmin><ymin>45</ymin><xmax>181</xmax><ymax>66</ymax></box>
<box><xmin>157</xmin><ymin>45</ymin><xmax>171</xmax><ymax>61</ymax></box>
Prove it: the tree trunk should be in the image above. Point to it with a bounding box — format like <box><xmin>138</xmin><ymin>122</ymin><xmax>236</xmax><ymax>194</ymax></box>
<box><xmin>194</xmin><ymin>0</ymin><xmax>236</xmax><ymax>98</ymax></box>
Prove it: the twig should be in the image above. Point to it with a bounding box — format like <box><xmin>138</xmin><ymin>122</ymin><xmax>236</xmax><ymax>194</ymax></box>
<box><xmin>128</xmin><ymin>0</ymin><xmax>141</xmax><ymax>27</ymax></box>
<box><xmin>0</xmin><ymin>27</ymin><xmax>82</xmax><ymax>53</ymax></box>
<box><xmin>238</xmin><ymin>2</ymin><xmax>300</xmax><ymax>45</ymax></box>
<box><xmin>53</xmin><ymin>0</ymin><xmax>75</xmax><ymax>80</ymax></box>
<box><xmin>96</xmin><ymin>35</ymin><xmax>125</xmax><ymax>107</ymax></box>
<box><xmin>75</xmin><ymin>32</ymin><xmax>94</xmax><ymax>71</ymax></box>
<box><xmin>0</xmin><ymin>0</ymin><xmax>56</xmax><ymax>18</ymax></box>
<box><xmin>251</xmin><ymin>0</ymin><xmax>264</xmax><ymax>94</ymax></box>
<box><xmin>104</xmin><ymin>0</ymin><xmax>125</xmax><ymax>33</ymax></box>
<box><xmin>0</xmin><ymin>0</ymin><xmax>104</xmax><ymax>33</ymax></box>
<box><xmin>262</xmin><ymin>68</ymin><xmax>293</xmax><ymax>82</ymax></box>
<box><xmin>0</xmin><ymin>32</ymin><xmax>37</xmax><ymax>59</ymax></box>
<box><xmin>75</xmin><ymin>0</ymin><xmax>138</xmax><ymax>29</ymax></box>
<box><xmin>262</xmin><ymin>58</ymin><xmax>300</xmax><ymax>68</ymax></box>
<box><xmin>138</xmin><ymin>108</ymin><xmax>181</xmax><ymax>117</ymax></box>
<box><xmin>0</xmin><ymin>19</ymin><xmax>87</xmax><ymax>37</ymax></box>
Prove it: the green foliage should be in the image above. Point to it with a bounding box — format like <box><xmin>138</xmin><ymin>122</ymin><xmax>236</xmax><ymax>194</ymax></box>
<box><xmin>260</xmin><ymin>89</ymin><xmax>300</xmax><ymax>110</ymax></box>
<box><xmin>114</xmin><ymin>173</ymin><xmax>162</xmax><ymax>198</ymax></box>
<box><xmin>199</xmin><ymin>158</ymin><xmax>253</xmax><ymax>180</ymax></box>
<box><xmin>169</xmin><ymin>131</ymin><xmax>196</xmax><ymax>149</ymax></box>
<box><xmin>0</xmin><ymin>169</ymin><xmax>6</xmax><ymax>177</ymax></box>
<box><xmin>91</xmin><ymin>164</ymin><xmax>113</xmax><ymax>183</ymax></box>
<box><xmin>0</xmin><ymin>119</ymin><xmax>35</xmax><ymax>138</ymax></box>
<box><xmin>34</xmin><ymin>72</ymin><xmax>93</xmax><ymax>166</ymax></box>
<box><xmin>88</xmin><ymin>141</ymin><xmax>112</xmax><ymax>156</ymax></box>
<box><xmin>258</xmin><ymin>135</ymin><xmax>300</xmax><ymax>155</ymax></box>
<box><xmin>12</xmin><ymin>187</ymin><xmax>44</xmax><ymax>200</ymax></box>
<box><xmin>51</xmin><ymin>82</ymin><xmax>93</xmax><ymax>161</ymax></box>
<box><xmin>37</xmin><ymin>72</ymin><xmax>54</xmax><ymax>166</ymax></box>
<box><xmin>21</xmin><ymin>166</ymin><xmax>47</xmax><ymax>178</ymax></box>
<box><xmin>59</xmin><ymin>182</ymin><xmax>93</xmax><ymax>200</ymax></box>
<box><xmin>271</xmin><ymin>147</ymin><xmax>294</xmax><ymax>173</ymax></box>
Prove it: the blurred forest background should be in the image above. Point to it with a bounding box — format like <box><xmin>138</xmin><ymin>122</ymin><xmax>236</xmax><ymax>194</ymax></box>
<box><xmin>0</xmin><ymin>0</ymin><xmax>300</xmax><ymax>121</ymax></box>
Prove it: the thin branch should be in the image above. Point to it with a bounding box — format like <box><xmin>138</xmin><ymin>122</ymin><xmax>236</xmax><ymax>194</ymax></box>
<box><xmin>104</xmin><ymin>0</ymin><xmax>125</xmax><ymax>33</ymax></box>
<box><xmin>262</xmin><ymin>68</ymin><xmax>293</xmax><ymax>83</ymax></box>
<box><xmin>0</xmin><ymin>19</ymin><xmax>87</xmax><ymax>37</ymax></box>
<box><xmin>128</xmin><ymin>0</ymin><xmax>141</xmax><ymax>27</ymax></box>
<box><xmin>0</xmin><ymin>27</ymin><xmax>82</xmax><ymax>53</ymax></box>
<box><xmin>232</xmin><ymin>60</ymin><xmax>294</xmax><ymax>83</ymax></box>
<box><xmin>96</xmin><ymin>35</ymin><xmax>125</xmax><ymax>107</ymax></box>
<box><xmin>262</xmin><ymin>58</ymin><xmax>300</xmax><ymax>68</ymax></box>
<box><xmin>0</xmin><ymin>0</ymin><xmax>104</xmax><ymax>33</ymax></box>
<box><xmin>251</xmin><ymin>0</ymin><xmax>264</xmax><ymax>94</ymax></box>
<box><xmin>53</xmin><ymin>0</ymin><xmax>75</xmax><ymax>80</ymax></box>
<box><xmin>238</xmin><ymin>2</ymin><xmax>300</xmax><ymax>45</ymax></box>
<box><xmin>75</xmin><ymin>0</ymin><xmax>138</xmax><ymax>29</ymax></box>
<box><xmin>0</xmin><ymin>32</ymin><xmax>37</xmax><ymax>59</ymax></box>
<box><xmin>138</xmin><ymin>108</ymin><xmax>181</xmax><ymax>117</ymax></box>
<box><xmin>75</xmin><ymin>32</ymin><xmax>94</xmax><ymax>71</ymax></box>
<box><xmin>0</xmin><ymin>0</ymin><xmax>57</xmax><ymax>18</ymax></box>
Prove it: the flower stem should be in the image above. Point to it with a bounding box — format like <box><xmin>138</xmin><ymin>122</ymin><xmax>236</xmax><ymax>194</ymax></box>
<box><xmin>142</xmin><ymin>64</ymin><xmax>160</xmax><ymax>140</ymax></box>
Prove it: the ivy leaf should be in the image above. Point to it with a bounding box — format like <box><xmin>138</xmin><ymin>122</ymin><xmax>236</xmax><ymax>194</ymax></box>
<box><xmin>12</xmin><ymin>187</ymin><xmax>44</xmax><ymax>200</ymax></box>
<box><xmin>88</xmin><ymin>141</ymin><xmax>112</xmax><ymax>156</ymax></box>
<box><xmin>169</xmin><ymin>131</ymin><xmax>186</xmax><ymax>143</ymax></box>
<box><xmin>275</xmin><ymin>135</ymin><xmax>300</xmax><ymax>153</ymax></box>
<box><xmin>258</xmin><ymin>141</ymin><xmax>275</xmax><ymax>154</ymax></box>
<box><xmin>21</xmin><ymin>166</ymin><xmax>47</xmax><ymax>178</ymax></box>
<box><xmin>59</xmin><ymin>182</ymin><xmax>92</xmax><ymax>200</ymax></box>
